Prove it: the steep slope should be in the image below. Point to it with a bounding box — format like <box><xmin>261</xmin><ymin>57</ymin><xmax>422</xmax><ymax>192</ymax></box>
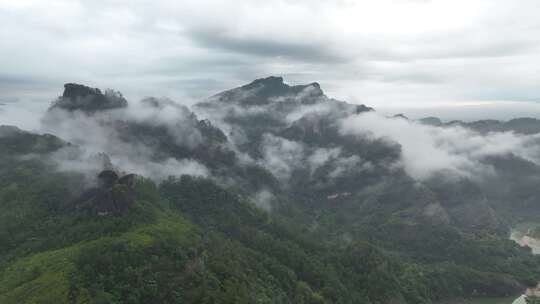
<box><xmin>1</xmin><ymin>145</ymin><xmax>535</xmax><ymax>303</ymax></box>
<box><xmin>0</xmin><ymin>132</ymin><xmax>438</xmax><ymax>303</ymax></box>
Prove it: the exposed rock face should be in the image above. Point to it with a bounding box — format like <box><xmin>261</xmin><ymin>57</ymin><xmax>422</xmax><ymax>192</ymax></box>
<box><xmin>50</xmin><ymin>83</ymin><xmax>127</xmax><ymax>112</ymax></box>
<box><xmin>97</xmin><ymin>170</ymin><xmax>119</xmax><ymax>188</ymax></box>
<box><xmin>77</xmin><ymin>170</ymin><xmax>136</xmax><ymax>215</ymax></box>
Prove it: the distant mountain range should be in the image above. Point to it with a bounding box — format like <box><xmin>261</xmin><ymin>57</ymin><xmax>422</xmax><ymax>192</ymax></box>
<box><xmin>418</xmin><ymin>116</ymin><xmax>540</xmax><ymax>135</ymax></box>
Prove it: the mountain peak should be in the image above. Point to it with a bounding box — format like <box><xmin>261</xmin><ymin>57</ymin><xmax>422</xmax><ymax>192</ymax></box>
<box><xmin>50</xmin><ymin>83</ymin><xmax>128</xmax><ymax>112</ymax></box>
<box><xmin>62</xmin><ymin>83</ymin><xmax>102</xmax><ymax>100</ymax></box>
<box><xmin>241</xmin><ymin>76</ymin><xmax>288</xmax><ymax>94</ymax></box>
<box><xmin>249</xmin><ymin>76</ymin><xmax>284</xmax><ymax>86</ymax></box>
<box><xmin>309</xmin><ymin>82</ymin><xmax>321</xmax><ymax>89</ymax></box>
<box><xmin>207</xmin><ymin>76</ymin><xmax>327</xmax><ymax>106</ymax></box>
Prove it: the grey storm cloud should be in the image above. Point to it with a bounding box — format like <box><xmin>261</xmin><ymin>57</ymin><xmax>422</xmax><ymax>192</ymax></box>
<box><xmin>186</xmin><ymin>28</ymin><xmax>347</xmax><ymax>63</ymax></box>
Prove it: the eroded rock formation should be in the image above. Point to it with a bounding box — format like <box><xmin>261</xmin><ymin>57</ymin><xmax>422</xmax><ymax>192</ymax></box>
<box><xmin>76</xmin><ymin>170</ymin><xmax>136</xmax><ymax>215</ymax></box>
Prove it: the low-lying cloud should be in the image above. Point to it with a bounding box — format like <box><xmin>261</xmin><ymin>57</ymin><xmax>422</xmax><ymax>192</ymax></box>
<box><xmin>340</xmin><ymin>112</ymin><xmax>540</xmax><ymax>180</ymax></box>
<box><xmin>258</xmin><ymin>133</ymin><xmax>304</xmax><ymax>181</ymax></box>
<box><xmin>40</xmin><ymin>99</ymin><xmax>210</xmax><ymax>181</ymax></box>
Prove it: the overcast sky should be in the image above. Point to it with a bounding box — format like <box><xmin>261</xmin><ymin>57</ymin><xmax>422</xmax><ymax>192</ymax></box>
<box><xmin>1</xmin><ymin>0</ymin><xmax>540</xmax><ymax>124</ymax></box>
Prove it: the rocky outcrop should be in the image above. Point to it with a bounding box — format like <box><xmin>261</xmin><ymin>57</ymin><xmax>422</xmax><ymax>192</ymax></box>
<box><xmin>76</xmin><ymin>170</ymin><xmax>136</xmax><ymax>215</ymax></box>
<box><xmin>50</xmin><ymin>83</ymin><xmax>127</xmax><ymax>112</ymax></box>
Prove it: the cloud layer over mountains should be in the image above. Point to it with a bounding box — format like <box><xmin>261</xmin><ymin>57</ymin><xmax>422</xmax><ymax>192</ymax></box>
<box><xmin>4</xmin><ymin>77</ymin><xmax>540</xmax><ymax>209</ymax></box>
<box><xmin>340</xmin><ymin>113</ymin><xmax>540</xmax><ymax>180</ymax></box>
<box><xmin>40</xmin><ymin>88</ymin><xmax>212</xmax><ymax>182</ymax></box>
